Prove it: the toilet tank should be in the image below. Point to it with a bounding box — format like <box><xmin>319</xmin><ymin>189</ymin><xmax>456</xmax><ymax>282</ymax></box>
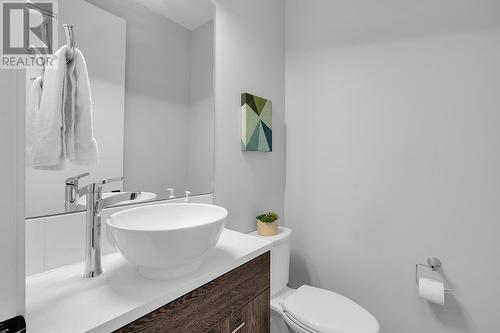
<box><xmin>249</xmin><ymin>227</ymin><xmax>292</xmax><ymax>295</ymax></box>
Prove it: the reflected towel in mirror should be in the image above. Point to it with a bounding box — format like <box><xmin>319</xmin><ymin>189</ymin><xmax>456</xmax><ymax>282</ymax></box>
<box><xmin>64</xmin><ymin>47</ymin><xmax>98</xmax><ymax>165</ymax></box>
<box><xmin>26</xmin><ymin>76</ymin><xmax>43</xmax><ymax>167</ymax></box>
<box><xmin>30</xmin><ymin>45</ymin><xmax>98</xmax><ymax>169</ymax></box>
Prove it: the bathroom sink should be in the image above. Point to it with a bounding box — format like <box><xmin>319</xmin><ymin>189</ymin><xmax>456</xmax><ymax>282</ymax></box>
<box><xmin>106</xmin><ymin>203</ymin><xmax>228</xmax><ymax>279</ymax></box>
<box><xmin>77</xmin><ymin>191</ymin><xmax>156</xmax><ymax>207</ymax></box>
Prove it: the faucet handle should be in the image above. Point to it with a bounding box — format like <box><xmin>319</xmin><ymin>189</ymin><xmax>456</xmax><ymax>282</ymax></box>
<box><xmin>101</xmin><ymin>191</ymin><xmax>141</xmax><ymax>208</ymax></box>
<box><xmin>95</xmin><ymin>177</ymin><xmax>124</xmax><ymax>192</ymax></box>
<box><xmin>184</xmin><ymin>191</ymin><xmax>191</xmax><ymax>202</ymax></box>
<box><xmin>81</xmin><ymin>177</ymin><xmax>124</xmax><ymax>195</ymax></box>
<box><xmin>99</xmin><ymin>176</ymin><xmax>124</xmax><ymax>185</ymax></box>
<box><xmin>65</xmin><ymin>172</ymin><xmax>90</xmax><ymax>185</ymax></box>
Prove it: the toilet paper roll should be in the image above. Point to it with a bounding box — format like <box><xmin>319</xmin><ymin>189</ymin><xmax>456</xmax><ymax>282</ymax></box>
<box><xmin>418</xmin><ymin>277</ymin><xmax>445</xmax><ymax>305</ymax></box>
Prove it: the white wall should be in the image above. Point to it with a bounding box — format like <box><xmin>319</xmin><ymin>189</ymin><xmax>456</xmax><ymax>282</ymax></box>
<box><xmin>0</xmin><ymin>72</ymin><xmax>25</xmax><ymax>320</ymax></box>
<box><xmin>286</xmin><ymin>0</ymin><xmax>500</xmax><ymax>51</ymax></box>
<box><xmin>25</xmin><ymin>0</ymin><xmax>126</xmax><ymax>218</ymax></box>
<box><xmin>212</xmin><ymin>0</ymin><xmax>286</xmax><ymax>232</ymax></box>
<box><xmin>95</xmin><ymin>1</ymin><xmax>192</xmax><ymax>200</ymax></box>
<box><xmin>88</xmin><ymin>0</ymin><xmax>215</xmax><ymax>201</ymax></box>
<box><xmin>285</xmin><ymin>1</ymin><xmax>500</xmax><ymax>332</ymax></box>
<box><xmin>187</xmin><ymin>20</ymin><xmax>215</xmax><ymax>195</ymax></box>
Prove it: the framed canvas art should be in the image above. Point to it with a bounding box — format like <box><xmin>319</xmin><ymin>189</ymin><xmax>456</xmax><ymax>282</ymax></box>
<box><xmin>241</xmin><ymin>93</ymin><xmax>272</xmax><ymax>152</ymax></box>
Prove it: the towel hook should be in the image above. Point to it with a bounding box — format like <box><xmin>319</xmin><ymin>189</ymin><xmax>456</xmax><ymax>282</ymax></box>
<box><xmin>63</xmin><ymin>24</ymin><xmax>75</xmax><ymax>63</ymax></box>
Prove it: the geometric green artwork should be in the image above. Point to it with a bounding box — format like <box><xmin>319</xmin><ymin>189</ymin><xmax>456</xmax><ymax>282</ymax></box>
<box><xmin>241</xmin><ymin>93</ymin><xmax>272</xmax><ymax>152</ymax></box>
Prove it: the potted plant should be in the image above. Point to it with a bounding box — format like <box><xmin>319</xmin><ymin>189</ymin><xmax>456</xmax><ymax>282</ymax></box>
<box><xmin>256</xmin><ymin>211</ymin><xmax>279</xmax><ymax>236</ymax></box>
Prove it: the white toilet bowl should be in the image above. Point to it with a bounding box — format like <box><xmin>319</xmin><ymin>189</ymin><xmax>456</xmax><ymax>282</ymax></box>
<box><xmin>250</xmin><ymin>227</ymin><xmax>380</xmax><ymax>333</ymax></box>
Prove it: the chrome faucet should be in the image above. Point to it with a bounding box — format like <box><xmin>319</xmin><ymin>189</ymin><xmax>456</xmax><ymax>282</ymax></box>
<box><xmin>78</xmin><ymin>177</ymin><xmax>141</xmax><ymax>278</ymax></box>
<box><xmin>64</xmin><ymin>172</ymin><xmax>90</xmax><ymax>212</ymax></box>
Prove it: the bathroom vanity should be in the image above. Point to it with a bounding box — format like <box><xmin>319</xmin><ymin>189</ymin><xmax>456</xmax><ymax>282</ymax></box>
<box><xmin>117</xmin><ymin>252</ymin><xmax>270</xmax><ymax>332</ymax></box>
<box><xmin>26</xmin><ymin>229</ymin><xmax>272</xmax><ymax>333</ymax></box>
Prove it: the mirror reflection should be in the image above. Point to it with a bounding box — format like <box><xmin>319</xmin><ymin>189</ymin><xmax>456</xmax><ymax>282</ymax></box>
<box><xmin>25</xmin><ymin>0</ymin><xmax>215</xmax><ymax>218</ymax></box>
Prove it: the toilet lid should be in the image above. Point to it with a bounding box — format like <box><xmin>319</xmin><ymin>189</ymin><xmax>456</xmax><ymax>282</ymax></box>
<box><xmin>281</xmin><ymin>285</ymin><xmax>379</xmax><ymax>333</ymax></box>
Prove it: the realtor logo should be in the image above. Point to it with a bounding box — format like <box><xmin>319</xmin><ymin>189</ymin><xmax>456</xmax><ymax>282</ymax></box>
<box><xmin>1</xmin><ymin>0</ymin><xmax>57</xmax><ymax>68</ymax></box>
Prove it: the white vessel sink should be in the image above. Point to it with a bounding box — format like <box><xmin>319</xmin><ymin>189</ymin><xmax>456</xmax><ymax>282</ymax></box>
<box><xmin>77</xmin><ymin>192</ymin><xmax>156</xmax><ymax>207</ymax></box>
<box><xmin>106</xmin><ymin>203</ymin><xmax>228</xmax><ymax>279</ymax></box>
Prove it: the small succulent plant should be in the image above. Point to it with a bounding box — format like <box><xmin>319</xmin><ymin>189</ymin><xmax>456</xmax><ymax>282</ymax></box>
<box><xmin>256</xmin><ymin>211</ymin><xmax>279</xmax><ymax>223</ymax></box>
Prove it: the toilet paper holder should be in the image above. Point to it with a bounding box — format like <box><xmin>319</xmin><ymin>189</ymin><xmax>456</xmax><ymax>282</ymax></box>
<box><xmin>415</xmin><ymin>257</ymin><xmax>452</xmax><ymax>292</ymax></box>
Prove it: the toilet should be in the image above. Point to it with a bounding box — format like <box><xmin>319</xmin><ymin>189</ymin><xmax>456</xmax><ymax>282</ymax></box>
<box><xmin>250</xmin><ymin>227</ymin><xmax>380</xmax><ymax>333</ymax></box>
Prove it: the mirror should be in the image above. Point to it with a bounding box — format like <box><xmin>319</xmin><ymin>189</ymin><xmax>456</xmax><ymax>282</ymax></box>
<box><xmin>25</xmin><ymin>0</ymin><xmax>215</xmax><ymax>218</ymax></box>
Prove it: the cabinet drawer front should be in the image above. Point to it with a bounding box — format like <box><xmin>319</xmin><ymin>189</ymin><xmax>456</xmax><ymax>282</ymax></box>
<box><xmin>207</xmin><ymin>289</ymin><xmax>270</xmax><ymax>333</ymax></box>
<box><xmin>115</xmin><ymin>252</ymin><xmax>270</xmax><ymax>333</ymax></box>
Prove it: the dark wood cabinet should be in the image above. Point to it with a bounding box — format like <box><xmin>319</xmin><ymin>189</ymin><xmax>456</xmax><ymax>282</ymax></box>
<box><xmin>208</xmin><ymin>289</ymin><xmax>270</xmax><ymax>333</ymax></box>
<box><xmin>115</xmin><ymin>252</ymin><xmax>270</xmax><ymax>333</ymax></box>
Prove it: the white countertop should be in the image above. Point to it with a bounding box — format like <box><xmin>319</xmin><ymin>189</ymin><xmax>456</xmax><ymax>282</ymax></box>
<box><xmin>26</xmin><ymin>229</ymin><xmax>272</xmax><ymax>333</ymax></box>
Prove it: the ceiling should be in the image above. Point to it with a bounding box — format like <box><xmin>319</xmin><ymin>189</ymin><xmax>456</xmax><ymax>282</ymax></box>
<box><xmin>129</xmin><ymin>0</ymin><xmax>214</xmax><ymax>30</ymax></box>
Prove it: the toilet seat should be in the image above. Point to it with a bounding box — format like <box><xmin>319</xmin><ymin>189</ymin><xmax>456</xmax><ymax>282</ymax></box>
<box><xmin>283</xmin><ymin>312</ymin><xmax>321</xmax><ymax>333</ymax></box>
<box><xmin>280</xmin><ymin>285</ymin><xmax>380</xmax><ymax>333</ymax></box>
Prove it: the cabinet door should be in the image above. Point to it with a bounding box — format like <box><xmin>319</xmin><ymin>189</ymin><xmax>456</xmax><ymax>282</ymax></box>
<box><xmin>208</xmin><ymin>288</ymin><xmax>270</xmax><ymax>333</ymax></box>
<box><xmin>115</xmin><ymin>253</ymin><xmax>270</xmax><ymax>333</ymax></box>
<box><xmin>238</xmin><ymin>289</ymin><xmax>270</xmax><ymax>333</ymax></box>
<box><xmin>207</xmin><ymin>319</ymin><xmax>230</xmax><ymax>333</ymax></box>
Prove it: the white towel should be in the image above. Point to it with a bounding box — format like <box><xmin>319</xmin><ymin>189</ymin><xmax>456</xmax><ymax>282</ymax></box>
<box><xmin>30</xmin><ymin>46</ymin><xmax>66</xmax><ymax>168</ymax></box>
<box><xmin>65</xmin><ymin>48</ymin><xmax>98</xmax><ymax>165</ymax></box>
<box><xmin>30</xmin><ymin>46</ymin><xmax>98</xmax><ymax>168</ymax></box>
<box><xmin>25</xmin><ymin>76</ymin><xmax>43</xmax><ymax>166</ymax></box>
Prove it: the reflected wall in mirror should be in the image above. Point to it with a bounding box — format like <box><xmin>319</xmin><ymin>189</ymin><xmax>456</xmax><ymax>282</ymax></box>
<box><xmin>25</xmin><ymin>0</ymin><xmax>215</xmax><ymax>218</ymax></box>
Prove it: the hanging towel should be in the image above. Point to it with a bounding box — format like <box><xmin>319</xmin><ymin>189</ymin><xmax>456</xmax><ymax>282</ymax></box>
<box><xmin>25</xmin><ymin>76</ymin><xmax>43</xmax><ymax>166</ymax></box>
<box><xmin>30</xmin><ymin>46</ymin><xmax>98</xmax><ymax>168</ymax></box>
<box><xmin>30</xmin><ymin>46</ymin><xmax>67</xmax><ymax>168</ymax></box>
<box><xmin>65</xmin><ymin>47</ymin><xmax>98</xmax><ymax>165</ymax></box>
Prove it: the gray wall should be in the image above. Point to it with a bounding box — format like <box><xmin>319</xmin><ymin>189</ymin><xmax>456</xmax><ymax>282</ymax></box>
<box><xmin>285</xmin><ymin>1</ymin><xmax>500</xmax><ymax>332</ymax></box>
<box><xmin>118</xmin><ymin>3</ymin><xmax>192</xmax><ymax>198</ymax></box>
<box><xmin>87</xmin><ymin>0</ymin><xmax>215</xmax><ymax>200</ymax></box>
<box><xmin>187</xmin><ymin>20</ymin><xmax>215</xmax><ymax>195</ymax></box>
<box><xmin>0</xmin><ymin>72</ymin><xmax>25</xmax><ymax>318</ymax></box>
<box><xmin>213</xmin><ymin>0</ymin><xmax>286</xmax><ymax>232</ymax></box>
